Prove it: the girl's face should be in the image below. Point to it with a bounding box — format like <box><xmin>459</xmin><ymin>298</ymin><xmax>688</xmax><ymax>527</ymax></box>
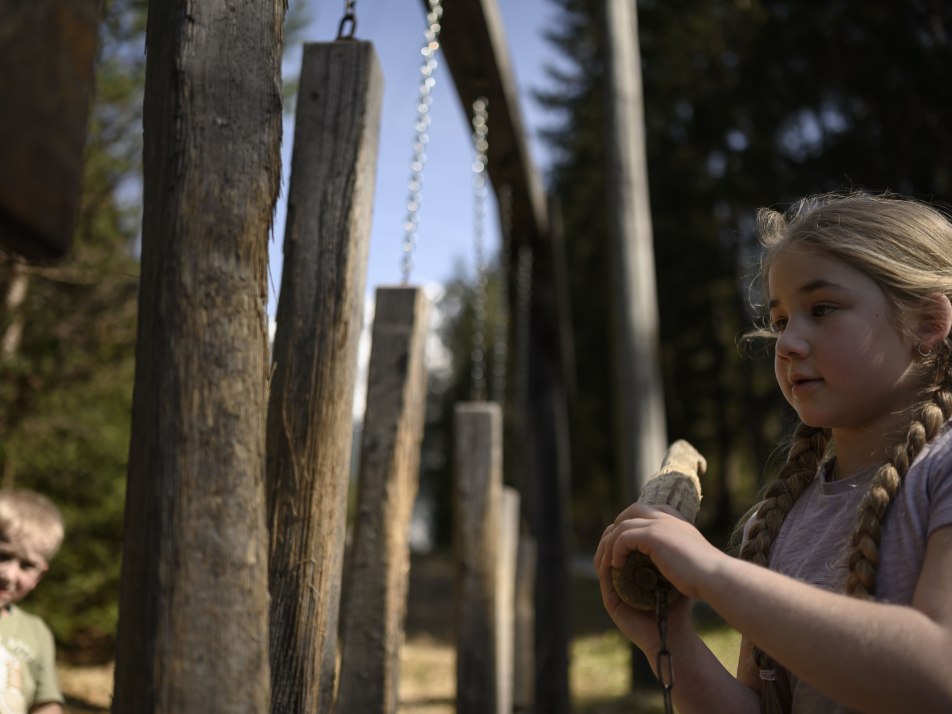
<box><xmin>767</xmin><ymin>245</ymin><xmax>922</xmax><ymax>438</ymax></box>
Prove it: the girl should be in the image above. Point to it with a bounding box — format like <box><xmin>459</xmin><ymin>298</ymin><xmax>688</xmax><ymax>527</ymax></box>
<box><xmin>595</xmin><ymin>192</ymin><xmax>952</xmax><ymax>714</ymax></box>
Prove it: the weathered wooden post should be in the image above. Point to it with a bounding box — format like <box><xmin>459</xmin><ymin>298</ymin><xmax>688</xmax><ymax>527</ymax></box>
<box><xmin>266</xmin><ymin>41</ymin><xmax>382</xmax><ymax>714</ymax></box>
<box><xmin>496</xmin><ymin>486</ymin><xmax>520</xmax><ymax>714</ymax></box>
<box><xmin>0</xmin><ymin>0</ymin><xmax>100</xmax><ymax>261</ymax></box>
<box><xmin>336</xmin><ymin>287</ymin><xmax>430</xmax><ymax>714</ymax></box>
<box><xmin>111</xmin><ymin>0</ymin><xmax>285</xmax><ymax>710</ymax></box>
<box><xmin>454</xmin><ymin>402</ymin><xmax>503</xmax><ymax>714</ymax></box>
<box><xmin>513</xmin><ymin>536</ymin><xmax>537</xmax><ymax>712</ymax></box>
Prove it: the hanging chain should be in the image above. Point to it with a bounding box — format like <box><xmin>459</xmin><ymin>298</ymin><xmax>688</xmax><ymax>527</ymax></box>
<box><xmin>491</xmin><ymin>185</ymin><xmax>512</xmax><ymax>405</ymax></box>
<box><xmin>400</xmin><ymin>0</ymin><xmax>444</xmax><ymax>284</ymax></box>
<box><xmin>336</xmin><ymin>0</ymin><xmax>358</xmax><ymax>39</ymax></box>
<box><xmin>656</xmin><ymin>590</ymin><xmax>675</xmax><ymax>714</ymax></box>
<box><xmin>469</xmin><ymin>97</ymin><xmax>489</xmax><ymax>401</ymax></box>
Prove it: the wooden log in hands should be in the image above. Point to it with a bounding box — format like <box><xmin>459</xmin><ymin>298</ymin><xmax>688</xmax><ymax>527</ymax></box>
<box><xmin>611</xmin><ymin>439</ymin><xmax>706</xmax><ymax>611</ymax></box>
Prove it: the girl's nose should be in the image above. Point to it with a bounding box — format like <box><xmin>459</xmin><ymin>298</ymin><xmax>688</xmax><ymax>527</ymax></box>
<box><xmin>775</xmin><ymin>324</ymin><xmax>809</xmax><ymax>360</ymax></box>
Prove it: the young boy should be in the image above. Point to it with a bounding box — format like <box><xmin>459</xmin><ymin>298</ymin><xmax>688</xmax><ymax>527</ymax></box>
<box><xmin>0</xmin><ymin>489</ymin><xmax>65</xmax><ymax>714</ymax></box>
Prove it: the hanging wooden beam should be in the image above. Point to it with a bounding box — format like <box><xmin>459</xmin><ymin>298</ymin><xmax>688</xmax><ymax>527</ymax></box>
<box><xmin>337</xmin><ymin>286</ymin><xmax>430</xmax><ymax>714</ymax></box>
<box><xmin>454</xmin><ymin>402</ymin><xmax>503</xmax><ymax>714</ymax></box>
<box><xmin>426</xmin><ymin>2</ymin><xmax>577</xmax><ymax>710</ymax></box>
<box><xmin>0</xmin><ymin>0</ymin><xmax>100</xmax><ymax>261</ymax></box>
<box><xmin>266</xmin><ymin>40</ymin><xmax>383</xmax><ymax>714</ymax></box>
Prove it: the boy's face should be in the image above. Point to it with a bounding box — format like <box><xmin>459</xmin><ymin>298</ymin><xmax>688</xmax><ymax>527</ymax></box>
<box><xmin>0</xmin><ymin>531</ymin><xmax>48</xmax><ymax>609</ymax></box>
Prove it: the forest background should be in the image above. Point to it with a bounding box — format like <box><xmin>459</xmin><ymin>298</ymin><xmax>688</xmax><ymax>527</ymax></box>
<box><xmin>1</xmin><ymin>0</ymin><xmax>950</xmax><ymax>660</ymax></box>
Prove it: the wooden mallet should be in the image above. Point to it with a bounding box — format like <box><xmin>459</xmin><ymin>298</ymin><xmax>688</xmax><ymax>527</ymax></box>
<box><xmin>611</xmin><ymin>439</ymin><xmax>706</xmax><ymax>610</ymax></box>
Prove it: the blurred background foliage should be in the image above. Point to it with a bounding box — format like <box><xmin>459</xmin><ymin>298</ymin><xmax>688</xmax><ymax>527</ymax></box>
<box><xmin>1</xmin><ymin>0</ymin><xmax>951</xmax><ymax>658</ymax></box>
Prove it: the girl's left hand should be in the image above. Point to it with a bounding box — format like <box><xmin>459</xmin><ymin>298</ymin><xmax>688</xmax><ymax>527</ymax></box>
<box><xmin>595</xmin><ymin>502</ymin><xmax>727</xmax><ymax>603</ymax></box>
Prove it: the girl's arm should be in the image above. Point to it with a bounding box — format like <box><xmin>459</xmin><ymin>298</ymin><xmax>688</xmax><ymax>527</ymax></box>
<box><xmin>604</xmin><ymin>505</ymin><xmax>952</xmax><ymax>714</ymax></box>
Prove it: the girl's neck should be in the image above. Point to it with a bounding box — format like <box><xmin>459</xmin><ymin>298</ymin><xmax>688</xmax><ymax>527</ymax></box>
<box><xmin>830</xmin><ymin>418</ymin><xmax>911</xmax><ymax>480</ymax></box>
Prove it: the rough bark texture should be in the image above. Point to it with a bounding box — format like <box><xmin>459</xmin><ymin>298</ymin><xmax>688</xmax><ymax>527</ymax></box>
<box><xmin>265</xmin><ymin>41</ymin><xmax>382</xmax><ymax>714</ymax></box>
<box><xmin>336</xmin><ymin>287</ymin><xmax>430</xmax><ymax>714</ymax></box>
<box><xmin>111</xmin><ymin>0</ymin><xmax>284</xmax><ymax>711</ymax></box>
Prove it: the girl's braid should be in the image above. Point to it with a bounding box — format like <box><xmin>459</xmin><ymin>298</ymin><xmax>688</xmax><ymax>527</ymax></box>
<box><xmin>846</xmin><ymin>349</ymin><xmax>952</xmax><ymax>598</ymax></box>
<box><xmin>739</xmin><ymin>422</ymin><xmax>828</xmax><ymax>714</ymax></box>
<box><xmin>739</xmin><ymin>422</ymin><xmax>829</xmax><ymax>566</ymax></box>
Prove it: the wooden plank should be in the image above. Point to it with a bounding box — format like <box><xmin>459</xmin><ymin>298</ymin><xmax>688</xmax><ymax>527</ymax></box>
<box><xmin>337</xmin><ymin>286</ymin><xmax>430</xmax><ymax>714</ymax></box>
<box><xmin>454</xmin><ymin>402</ymin><xmax>503</xmax><ymax>714</ymax></box>
<box><xmin>0</xmin><ymin>0</ymin><xmax>100</xmax><ymax>261</ymax></box>
<box><xmin>111</xmin><ymin>0</ymin><xmax>285</xmax><ymax>709</ymax></box>
<box><xmin>265</xmin><ymin>41</ymin><xmax>382</xmax><ymax>714</ymax></box>
<box><xmin>496</xmin><ymin>486</ymin><xmax>520</xmax><ymax>714</ymax></box>
<box><xmin>513</xmin><ymin>536</ymin><xmax>537</xmax><ymax>712</ymax></box>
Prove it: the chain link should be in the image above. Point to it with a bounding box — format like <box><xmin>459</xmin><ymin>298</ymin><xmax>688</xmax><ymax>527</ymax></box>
<box><xmin>655</xmin><ymin>590</ymin><xmax>675</xmax><ymax>714</ymax></box>
<box><xmin>336</xmin><ymin>0</ymin><xmax>358</xmax><ymax>39</ymax></box>
<box><xmin>469</xmin><ymin>97</ymin><xmax>489</xmax><ymax>400</ymax></box>
<box><xmin>400</xmin><ymin>0</ymin><xmax>444</xmax><ymax>284</ymax></box>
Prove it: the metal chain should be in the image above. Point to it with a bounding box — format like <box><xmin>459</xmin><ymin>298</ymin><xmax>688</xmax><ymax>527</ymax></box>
<box><xmin>656</xmin><ymin>590</ymin><xmax>675</xmax><ymax>714</ymax></box>
<box><xmin>400</xmin><ymin>0</ymin><xmax>444</xmax><ymax>284</ymax></box>
<box><xmin>491</xmin><ymin>185</ymin><xmax>512</xmax><ymax>405</ymax></box>
<box><xmin>470</xmin><ymin>97</ymin><xmax>489</xmax><ymax>400</ymax></box>
<box><xmin>336</xmin><ymin>0</ymin><xmax>358</xmax><ymax>39</ymax></box>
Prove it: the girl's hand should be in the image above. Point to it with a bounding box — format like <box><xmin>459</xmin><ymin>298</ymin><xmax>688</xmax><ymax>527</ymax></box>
<box><xmin>594</xmin><ymin>534</ymin><xmax>694</xmax><ymax>654</ymax></box>
<box><xmin>594</xmin><ymin>503</ymin><xmax>727</xmax><ymax>652</ymax></box>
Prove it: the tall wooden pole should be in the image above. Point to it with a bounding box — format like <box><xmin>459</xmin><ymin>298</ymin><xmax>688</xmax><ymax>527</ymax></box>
<box><xmin>112</xmin><ymin>0</ymin><xmax>284</xmax><ymax>710</ymax></box>
<box><xmin>604</xmin><ymin>0</ymin><xmax>668</xmax><ymax>504</ymax></box>
<box><xmin>266</xmin><ymin>41</ymin><xmax>382</xmax><ymax>714</ymax></box>
<box><xmin>604</xmin><ymin>0</ymin><xmax>669</xmax><ymax>690</ymax></box>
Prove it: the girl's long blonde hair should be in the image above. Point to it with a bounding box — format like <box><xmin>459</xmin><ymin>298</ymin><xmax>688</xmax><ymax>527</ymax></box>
<box><xmin>738</xmin><ymin>192</ymin><xmax>952</xmax><ymax>713</ymax></box>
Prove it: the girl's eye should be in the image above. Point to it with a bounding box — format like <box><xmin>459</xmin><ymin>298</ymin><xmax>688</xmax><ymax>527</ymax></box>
<box><xmin>812</xmin><ymin>303</ymin><xmax>835</xmax><ymax>318</ymax></box>
<box><xmin>769</xmin><ymin>317</ymin><xmax>787</xmax><ymax>333</ymax></box>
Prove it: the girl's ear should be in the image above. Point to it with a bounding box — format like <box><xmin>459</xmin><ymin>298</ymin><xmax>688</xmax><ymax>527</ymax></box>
<box><xmin>916</xmin><ymin>293</ymin><xmax>952</xmax><ymax>352</ymax></box>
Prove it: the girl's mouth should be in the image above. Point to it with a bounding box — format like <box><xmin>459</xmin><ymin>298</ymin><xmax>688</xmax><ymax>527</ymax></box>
<box><xmin>790</xmin><ymin>377</ymin><xmax>821</xmax><ymax>395</ymax></box>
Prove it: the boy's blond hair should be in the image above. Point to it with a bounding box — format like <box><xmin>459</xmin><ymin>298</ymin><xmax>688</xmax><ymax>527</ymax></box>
<box><xmin>0</xmin><ymin>489</ymin><xmax>64</xmax><ymax>562</ymax></box>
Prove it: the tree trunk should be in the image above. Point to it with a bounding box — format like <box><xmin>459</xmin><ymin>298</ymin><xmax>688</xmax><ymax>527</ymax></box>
<box><xmin>111</xmin><ymin>0</ymin><xmax>284</xmax><ymax>710</ymax></box>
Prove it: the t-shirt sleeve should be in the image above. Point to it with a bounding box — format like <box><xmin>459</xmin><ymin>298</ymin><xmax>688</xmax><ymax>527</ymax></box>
<box><xmin>927</xmin><ymin>427</ymin><xmax>952</xmax><ymax>536</ymax></box>
<box><xmin>32</xmin><ymin>620</ymin><xmax>63</xmax><ymax>706</ymax></box>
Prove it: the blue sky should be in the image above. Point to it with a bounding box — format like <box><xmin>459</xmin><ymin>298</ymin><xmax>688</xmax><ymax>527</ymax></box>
<box><xmin>268</xmin><ymin>0</ymin><xmax>562</xmax><ymax>316</ymax></box>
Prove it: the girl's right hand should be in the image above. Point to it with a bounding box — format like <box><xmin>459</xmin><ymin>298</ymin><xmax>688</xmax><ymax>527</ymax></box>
<box><xmin>594</xmin><ymin>519</ymin><xmax>695</xmax><ymax>658</ymax></box>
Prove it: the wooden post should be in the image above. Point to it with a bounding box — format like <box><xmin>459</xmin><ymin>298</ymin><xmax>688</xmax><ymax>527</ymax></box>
<box><xmin>266</xmin><ymin>41</ymin><xmax>382</xmax><ymax>714</ymax></box>
<box><xmin>454</xmin><ymin>403</ymin><xmax>503</xmax><ymax>714</ymax></box>
<box><xmin>111</xmin><ymin>0</ymin><xmax>284</xmax><ymax>709</ymax></box>
<box><xmin>604</xmin><ymin>2</ymin><xmax>668</xmax><ymax>686</ymax></box>
<box><xmin>513</xmin><ymin>536</ymin><xmax>537</xmax><ymax>712</ymax></box>
<box><xmin>336</xmin><ymin>287</ymin><xmax>430</xmax><ymax>714</ymax></box>
<box><xmin>604</xmin><ymin>0</ymin><xmax>668</xmax><ymax>502</ymax></box>
<box><xmin>0</xmin><ymin>0</ymin><xmax>100</xmax><ymax>261</ymax></box>
<box><xmin>496</xmin><ymin>486</ymin><xmax>520</xmax><ymax>714</ymax></box>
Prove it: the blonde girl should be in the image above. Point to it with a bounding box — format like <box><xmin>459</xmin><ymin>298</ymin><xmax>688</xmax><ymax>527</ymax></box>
<box><xmin>595</xmin><ymin>192</ymin><xmax>952</xmax><ymax>713</ymax></box>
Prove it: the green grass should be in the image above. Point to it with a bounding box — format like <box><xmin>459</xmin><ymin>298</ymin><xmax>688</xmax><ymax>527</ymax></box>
<box><xmin>571</xmin><ymin>618</ymin><xmax>741</xmax><ymax>713</ymax></box>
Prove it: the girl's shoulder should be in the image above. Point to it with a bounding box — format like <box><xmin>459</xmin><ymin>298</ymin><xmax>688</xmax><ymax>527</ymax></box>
<box><xmin>914</xmin><ymin>421</ymin><xmax>952</xmax><ymax>478</ymax></box>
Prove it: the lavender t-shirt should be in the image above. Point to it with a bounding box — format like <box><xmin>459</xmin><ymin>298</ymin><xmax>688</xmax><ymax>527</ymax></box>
<box><xmin>765</xmin><ymin>424</ymin><xmax>952</xmax><ymax>713</ymax></box>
